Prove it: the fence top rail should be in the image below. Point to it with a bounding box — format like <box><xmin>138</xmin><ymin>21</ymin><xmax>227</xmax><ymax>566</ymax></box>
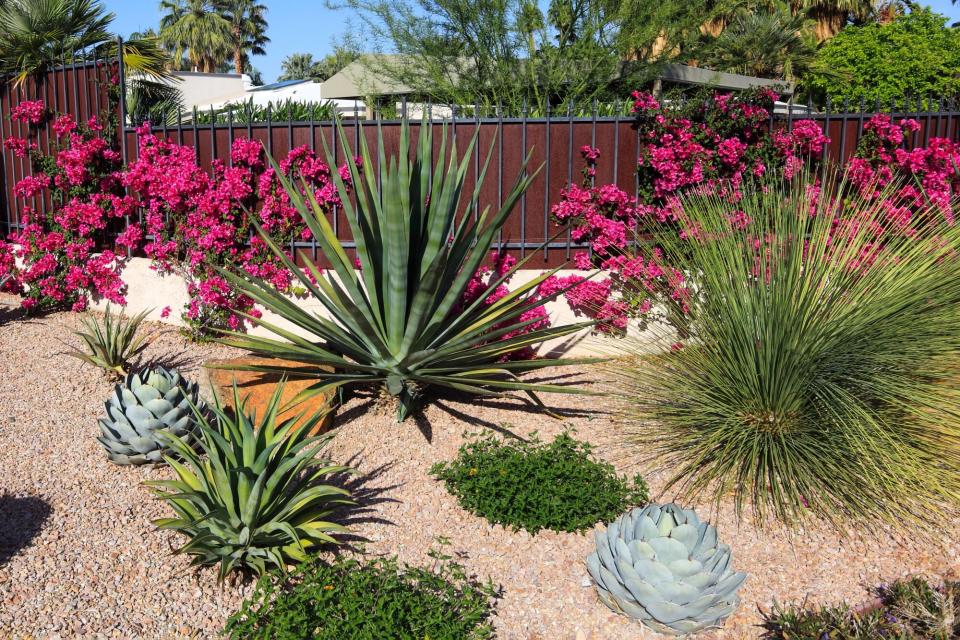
<box><xmin>122</xmin><ymin>107</ymin><xmax>960</xmax><ymax>133</ymax></box>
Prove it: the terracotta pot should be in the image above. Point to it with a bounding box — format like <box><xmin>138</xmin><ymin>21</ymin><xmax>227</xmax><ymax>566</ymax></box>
<box><xmin>202</xmin><ymin>357</ymin><xmax>337</xmax><ymax>436</ymax></box>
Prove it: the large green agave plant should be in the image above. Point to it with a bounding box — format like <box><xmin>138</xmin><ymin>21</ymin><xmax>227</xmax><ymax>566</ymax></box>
<box><xmin>146</xmin><ymin>384</ymin><xmax>352</xmax><ymax>579</ymax></box>
<box><xmin>218</xmin><ymin>119</ymin><xmax>597</xmax><ymax>420</ymax></box>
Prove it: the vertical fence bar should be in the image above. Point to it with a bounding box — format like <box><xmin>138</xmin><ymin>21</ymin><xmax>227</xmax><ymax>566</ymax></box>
<box><xmin>309</xmin><ymin>103</ymin><xmax>317</xmax><ymax>262</ymax></box>
<box><xmin>856</xmin><ymin>98</ymin><xmax>866</xmax><ymax>138</ymax></box>
<box><xmin>566</xmin><ymin>99</ymin><xmax>573</xmax><ymax>259</ymax></box>
<box><xmin>82</xmin><ymin>49</ymin><xmax>93</xmax><ymax>123</ymax></box>
<box><xmin>497</xmin><ymin>102</ymin><xmax>503</xmax><ymax>250</ymax></box>
<box><xmin>520</xmin><ymin>98</ymin><xmax>527</xmax><ymax>259</ymax></box>
<box><xmin>177</xmin><ymin>105</ymin><xmax>183</xmax><ymax>146</ymax></box>
<box><xmin>192</xmin><ymin>106</ymin><xmax>199</xmax><ymax>163</ymax></box>
<box><xmin>228</xmin><ymin>105</ymin><xmax>235</xmax><ymax>166</ymax></box>
<box><xmin>14</xmin><ymin>82</ymin><xmax>25</xmax><ymax>229</ymax></box>
<box><xmin>116</xmin><ymin>38</ymin><xmax>127</xmax><ymax>165</ymax></box>
<box><xmin>70</xmin><ymin>50</ymin><xmax>80</xmax><ymax>121</ymax></box>
<box><xmin>937</xmin><ymin>97</ymin><xmax>945</xmax><ymax>139</ymax></box>
<box><xmin>543</xmin><ymin>101</ymin><xmax>551</xmax><ymax>261</ymax></box>
<box><xmin>0</xmin><ymin>85</ymin><xmax>10</xmax><ymax>231</ymax></box>
<box><xmin>93</xmin><ymin>48</ymin><xmax>102</xmax><ymax>118</ymax></box>
<box><xmin>473</xmin><ymin>98</ymin><xmax>479</xmax><ymax>222</ymax></box>
<box><xmin>331</xmin><ymin>111</ymin><xmax>339</xmax><ymax>240</ymax></box>
<box><xmin>822</xmin><ymin>96</ymin><xmax>831</xmax><ymax>164</ymax></box>
<box><xmin>838</xmin><ymin>99</ymin><xmax>849</xmax><ymax>162</ymax></box>
<box><xmin>209</xmin><ymin>105</ymin><xmax>217</xmax><ymax>168</ymax></box>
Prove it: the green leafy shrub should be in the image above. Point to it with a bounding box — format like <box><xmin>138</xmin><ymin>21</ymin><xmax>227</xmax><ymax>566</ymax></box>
<box><xmin>146</xmin><ymin>383</ymin><xmax>352</xmax><ymax>579</ymax></box>
<box><xmin>218</xmin><ymin>119</ymin><xmax>596</xmax><ymax>421</ymax></box>
<box><xmin>224</xmin><ymin>547</ymin><xmax>498</xmax><ymax>640</ymax></box>
<box><xmin>68</xmin><ymin>304</ymin><xmax>150</xmax><ymax>378</ymax></box>
<box><xmin>611</xmin><ymin>169</ymin><xmax>960</xmax><ymax>528</ymax></box>
<box><xmin>431</xmin><ymin>432</ymin><xmax>648</xmax><ymax>533</ymax></box>
<box><xmin>763</xmin><ymin>577</ymin><xmax>960</xmax><ymax>639</ymax></box>
<box><xmin>807</xmin><ymin>8</ymin><xmax>960</xmax><ymax>106</ymax></box>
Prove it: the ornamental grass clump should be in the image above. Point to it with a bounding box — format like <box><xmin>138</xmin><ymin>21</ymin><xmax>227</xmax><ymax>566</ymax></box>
<box><xmin>763</xmin><ymin>577</ymin><xmax>960</xmax><ymax>639</ymax></box>
<box><xmin>610</xmin><ymin>169</ymin><xmax>960</xmax><ymax>528</ymax></box>
<box><xmin>219</xmin><ymin>119</ymin><xmax>596</xmax><ymax>421</ymax></box>
<box><xmin>431</xmin><ymin>432</ymin><xmax>648</xmax><ymax>533</ymax></box>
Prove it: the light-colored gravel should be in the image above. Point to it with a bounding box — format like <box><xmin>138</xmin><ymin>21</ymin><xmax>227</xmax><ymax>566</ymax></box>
<box><xmin>1</xmin><ymin>297</ymin><xmax>959</xmax><ymax>639</ymax></box>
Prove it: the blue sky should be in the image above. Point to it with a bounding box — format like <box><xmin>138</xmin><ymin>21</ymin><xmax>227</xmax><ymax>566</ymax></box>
<box><xmin>105</xmin><ymin>0</ymin><xmax>960</xmax><ymax>84</ymax></box>
<box><xmin>104</xmin><ymin>0</ymin><xmax>360</xmax><ymax>83</ymax></box>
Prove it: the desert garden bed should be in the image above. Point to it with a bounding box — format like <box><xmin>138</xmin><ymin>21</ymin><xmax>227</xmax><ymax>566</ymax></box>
<box><xmin>3</xmin><ymin>89</ymin><xmax>960</xmax><ymax>640</ymax></box>
<box><xmin>1</xmin><ymin>301</ymin><xmax>958</xmax><ymax>639</ymax></box>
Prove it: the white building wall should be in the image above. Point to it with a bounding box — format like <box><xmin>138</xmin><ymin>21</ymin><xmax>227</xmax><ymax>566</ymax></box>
<box><xmin>168</xmin><ymin>71</ymin><xmax>249</xmax><ymax>110</ymax></box>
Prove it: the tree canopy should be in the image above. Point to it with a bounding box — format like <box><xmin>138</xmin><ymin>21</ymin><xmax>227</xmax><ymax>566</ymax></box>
<box><xmin>326</xmin><ymin>0</ymin><xmax>637</xmax><ymax>109</ymax></box>
<box><xmin>807</xmin><ymin>7</ymin><xmax>960</xmax><ymax>105</ymax></box>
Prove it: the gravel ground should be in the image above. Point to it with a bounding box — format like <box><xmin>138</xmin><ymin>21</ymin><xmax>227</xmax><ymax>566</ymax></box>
<box><xmin>2</xmin><ymin>298</ymin><xmax>959</xmax><ymax>639</ymax></box>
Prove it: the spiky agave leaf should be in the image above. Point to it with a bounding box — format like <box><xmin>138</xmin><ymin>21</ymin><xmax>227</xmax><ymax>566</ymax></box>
<box><xmin>608</xmin><ymin>167</ymin><xmax>960</xmax><ymax>529</ymax></box>
<box><xmin>68</xmin><ymin>303</ymin><xmax>151</xmax><ymax>377</ymax></box>
<box><xmin>146</xmin><ymin>382</ymin><xmax>353</xmax><ymax>579</ymax></box>
<box><xmin>216</xmin><ymin>118</ymin><xmax>601</xmax><ymax>421</ymax></box>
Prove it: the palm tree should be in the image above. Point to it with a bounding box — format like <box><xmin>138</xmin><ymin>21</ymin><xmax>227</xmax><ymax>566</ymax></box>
<box><xmin>791</xmin><ymin>0</ymin><xmax>873</xmax><ymax>41</ymax></box>
<box><xmin>278</xmin><ymin>52</ymin><xmax>320</xmax><ymax>81</ymax></box>
<box><xmin>159</xmin><ymin>0</ymin><xmax>232</xmax><ymax>72</ymax></box>
<box><xmin>214</xmin><ymin>0</ymin><xmax>269</xmax><ymax>75</ymax></box>
<box><xmin>702</xmin><ymin>7</ymin><xmax>817</xmax><ymax>81</ymax></box>
<box><xmin>0</xmin><ymin>0</ymin><xmax>175</xmax><ymax>103</ymax></box>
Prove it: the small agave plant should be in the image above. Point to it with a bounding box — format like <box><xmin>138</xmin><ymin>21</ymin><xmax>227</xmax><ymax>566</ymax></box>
<box><xmin>147</xmin><ymin>383</ymin><xmax>353</xmax><ymax>579</ymax></box>
<box><xmin>586</xmin><ymin>503</ymin><xmax>746</xmax><ymax>636</ymax></box>
<box><xmin>98</xmin><ymin>366</ymin><xmax>204</xmax><ymax>465</ymax></box>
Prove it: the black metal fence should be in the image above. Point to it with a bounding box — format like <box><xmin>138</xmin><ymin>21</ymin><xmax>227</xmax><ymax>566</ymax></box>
<box><xmin>5</xmin><ymin>51</ymin><xmax>960</xmax><ymax>268</ymax></box>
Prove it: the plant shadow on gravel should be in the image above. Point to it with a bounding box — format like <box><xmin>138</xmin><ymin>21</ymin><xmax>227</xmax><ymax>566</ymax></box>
<box><xmin>0</xmin><ymin>303</ymin><xmax>24</xmax><ymax>325</ymax></box>
<box><xmin>0</xmin><ymin>495</ymin><xmax>51</xmax><ymax>566</ymax></box>
<box><xmin>324</xmin><ymin>456</ymin><xmax>401</xmax><ymax>547</ymax></box>
<box><xmin>138</xmin><ymin>348</ymin><xmax>207</xmax><ymax>374</ymax></box>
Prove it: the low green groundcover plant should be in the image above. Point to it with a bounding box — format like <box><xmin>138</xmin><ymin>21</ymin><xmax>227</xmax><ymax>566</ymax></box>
<box><xmin>224</xmin><ymin>549</ymin><xmax>498</xmax><ymax>640</ymax></box>
<box><xmin>763</xmin><ymin>577</ymin><xmax>960</xmax><ymax>639</ymax></box>
<box><xmin>431</xmin><ymin>432</ymin><xmax>648</xmax><ymax>533</ymax></box>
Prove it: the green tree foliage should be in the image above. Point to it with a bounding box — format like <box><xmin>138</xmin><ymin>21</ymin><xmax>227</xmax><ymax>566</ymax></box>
<box><xmin>791</xmin><ymin>0</ymin><xmax>873</xmax><ymax>42</ymax></box>
<box><xmin>277</xmin><ymin>52</ymin><xmax>318</xmax><ymax>81</ymax></box>
<box><xmin>159</xmin><ymin>0</ymin><xmax>233</xmax><ymax>72</ymax></box>
<box><xmin>702</xmin><ymin>5</ymin><xmax>818</xmax><ymax>81</ymax></box>
<box><xmin>325</xmin><ymin>0</ymin><xmax>627</xmax><ymax>109</ymax></box>
<box><xmin>0</xmin><ymin>0</ymin><xmax>172</xmax><ymax>84</ymax></box>
<box><xmin>807</xmin><ymin>8</ymin><xmax>960</xmax><ymax>105</ymax></box>
<box><xmin>215</xmin><ymin>0</ymin><xmax>269</xmax><ymax>75</ymax></box>
<box><xmin>277</xmin><ymin>42</ymin><xmax>359</xmax><ymax>82</ymax></box>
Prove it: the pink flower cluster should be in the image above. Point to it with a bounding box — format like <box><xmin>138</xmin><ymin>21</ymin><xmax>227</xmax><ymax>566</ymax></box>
<box><xmin>124</xmin><ymin>125</ymin><xmax>351</xmax><ymax>336</ymax></box>
<box><xmin>0</xmin><ymin>112</ymin><xmax>131</xmax><ymax>312</ymax></box>
<box><xmin>632</xmin><ymin>88</ymin><xmax>827</xmax><ymax>217</ymax></box>
<box><xmin>847</xmin><ymin>115</ymin><xmax>959</xmax><ymax>226</ymax></box>
<box><xmin>4</xmin><ymin>136</ymin><xmax>36</xmax><ymax>158</ymax></box>
<box><xmin>10</xmin><ymin>100</ymin><xmax>46</xmax><ymax>126</ymax></box>
<box><xmin>459</xmin><ymin>251</ymin><xmax>552</xmax><ymax>360</ymax></box>
<box><xmin>552</xmin><ymin>90</ymin><xmax>958</xmax><ymax>333</ymax></box>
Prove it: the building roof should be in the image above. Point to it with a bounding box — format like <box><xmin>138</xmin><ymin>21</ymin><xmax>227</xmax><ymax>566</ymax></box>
<box><xmin>248</xmin><ymin>78</ymin><xmax>312</xmax><ymax>92</ymax></box>
<box><xmin>658</xmin><ymin>64</ymin><xmax>794</xmax><ymax>95</ymax></box>
<box><xmin>320</xmin><ymin>56</ymin><xmax>411</xmax><ymax>99</ymax></box>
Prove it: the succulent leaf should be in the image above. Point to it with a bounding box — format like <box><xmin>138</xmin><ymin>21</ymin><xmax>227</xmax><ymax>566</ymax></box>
<box><xmin>585</xmin><ymin>503</ymin><xmax>746</xmax><ymax>636</ymax></box>
<box><xmin>97</xmin><ymin>366</ymin><xmax>204</xmax><ymax>465</ymax></box>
